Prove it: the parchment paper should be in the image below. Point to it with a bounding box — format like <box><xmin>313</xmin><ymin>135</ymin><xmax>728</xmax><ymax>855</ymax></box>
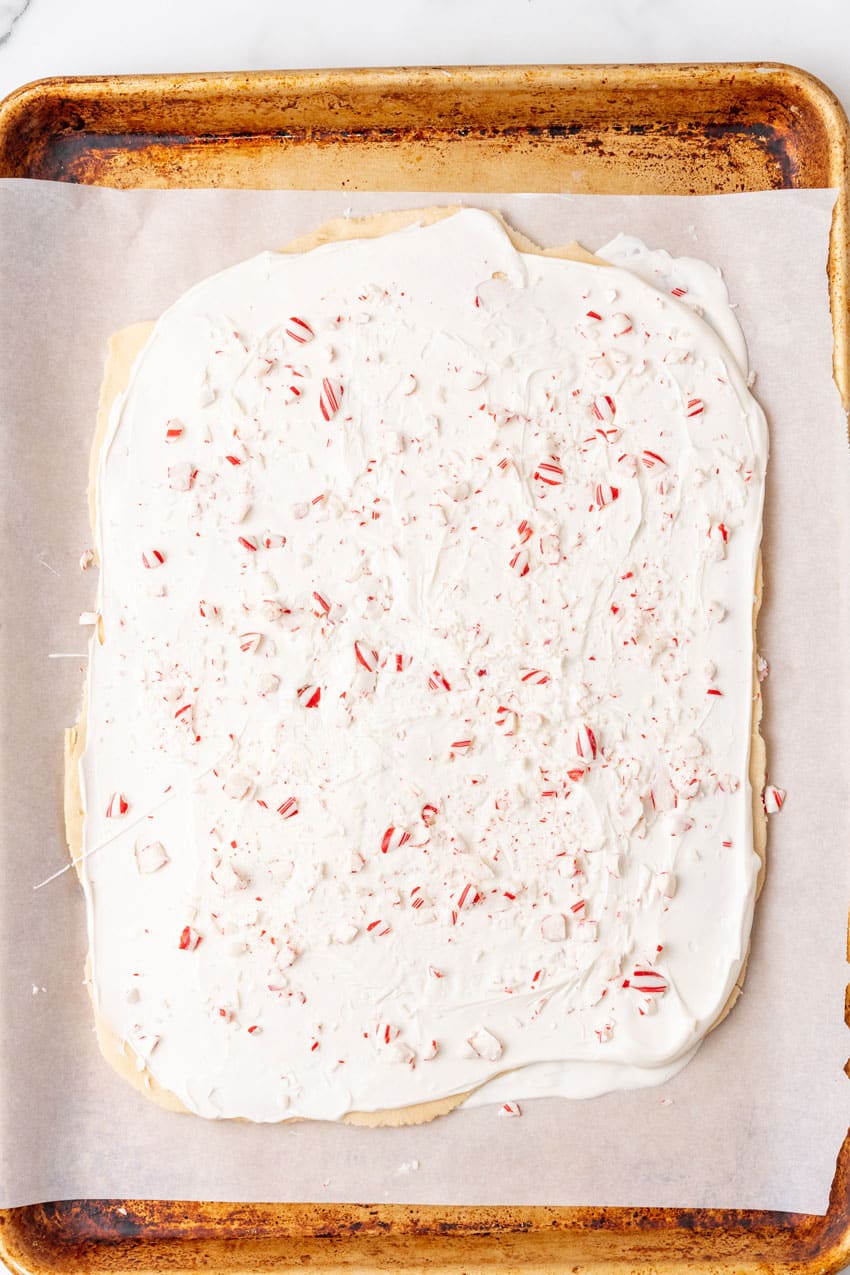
<box><xmin>0</xmin><ymin>183</ymin><xmax>847</xmax><ymax>1213</ymax></box>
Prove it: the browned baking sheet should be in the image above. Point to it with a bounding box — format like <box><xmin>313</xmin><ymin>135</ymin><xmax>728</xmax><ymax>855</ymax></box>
<box><xmin>0</xmin><ymin>63</ymin><xmax>848</xmax><ymax>1275</ymax></box>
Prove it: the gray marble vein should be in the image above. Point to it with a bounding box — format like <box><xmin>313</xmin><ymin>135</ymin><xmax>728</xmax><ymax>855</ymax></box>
<box><xmin>0</xmin><ymin>0</ymin><xmax>32</xmax><ymax>48</ymax></box>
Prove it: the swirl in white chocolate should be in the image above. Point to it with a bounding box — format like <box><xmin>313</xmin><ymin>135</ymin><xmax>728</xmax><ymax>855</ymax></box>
<box><xmin>80</xmin><ymin>209</ymin><xmax>767</xmax><ymax>1120</ymax></box>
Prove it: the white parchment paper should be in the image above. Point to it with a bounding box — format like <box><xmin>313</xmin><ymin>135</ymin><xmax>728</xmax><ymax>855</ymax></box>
<box><xmin>0</xmin><ymin>183</ymin><xmax>847</xmax><ymax>1213</ymax></box>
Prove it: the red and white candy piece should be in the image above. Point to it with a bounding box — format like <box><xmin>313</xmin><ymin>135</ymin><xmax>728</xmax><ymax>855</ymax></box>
<box><xmin>384</xmin><ymin>652</ymin><xmax>413</xmax><ymax>672</ymax></box>
<box><xmin>575</xmin><ymin>723</ymin><xmax>598</xmax><ymax>762</ymax></box>
<box><xmin>611</xmin><ymin>313</ymin><xmax>633</xmax><ymax>337</ymax></box>
<box><xmin>238</xmin><ymin>534</ymin><xmax>259</xmax><ymax>553</ymax></box>
<box><xmin>260</xmin><ymin>599</ymin><xmax>288</xmax><ymax>623</ymax></box>
<box><xmin>534</xmin><ymin>456</ymin><xmax>565</xmax><ymax>487</ymax></box>
<box><xmin>421</xmin><ymin>802</ymin><xmax>439</xmax><ymax>827</ymax></box>
<box><xmin>134</xmin><ymin>840</ymin><xmax>168</xmax><ymax>874</ymax></box>
<box><xmin>593</xmin><ymin>483</ymin><xmax>620</xmax><ymax>509</ymax></box>
<box><xmin>641</xmin><ymin>450</ymin><xmax>667</xmax><ymax>470</ymax></box>
<box><xmin>467</xmin><ymin>1027</ymin><xmax>503</xmax><ymax>1061</ymax></box>
<box><xmin>496</xmin><ymin>704</ymin><xmax>519</xmax><ymax>735</ymax></box>
<box><xmin>540</xmin><ymin>913</ymin><xmax>567</xmax><ymax>942</ymax></box>
<box><xmin>516</xmin><ymin>519</ymin><xmax>534</xmax><ymax>544</ymax></box>
<box><xmin>312</xmin><ymin>591</ymin><xmax>332</xmax><ymax>619</ymax></box>
<box><xmin>319</xmin><ymin>377</ymin><xmax>344</xmax><ymax>421</ymax></box>
<box><xmin>499</xmin><ymin>1101</ymin><xmax>522</xmax><ymax>1117</ymax></box>
<box><xmin>164</xmin><ymin>419</ymin><xmax>184</xmax><ymax>443</ymax></box>
<box><xmin>178</xmin><ymin>926</ymin><xmax>202</xmax><ymax>951</ymax></box>
<box><xmin>764</xmin><ymin>785</ymin><xmax>786</xmax><ymax>814</ymax></box>
<box><xmin>127</xmin><ymin>1027</ymin><xmax>160</xmax><ymax>1058</ymax></box>
<box><xmin>354</xmin><ymin>640</ymin><xmax>379</xmax><ymax>672</ymax></box>
<box><xmin>538</xmin><ymin>530</ymin><xmax>561</xmax><ymax>565</ymax></box>
<box><xmin>168</xmin><ymin>462</ymin><xmax>197</xmax><ymax>491</ymax></box>
<box><xmin>261</xmin><ymin>531</ymin><xmax>287</xmax><ymax>549</ymax></box>
<box><xmin>428</xmin><ymin>669</ymin><xmax>451</xmax><ymax>692</ymax></box>
<box><xmin>239</xmin><ymin>632</ymin><xmax>262</xmax><ymax>655</ymax></box>
<box><xmin>423</xmin><ymin>1039</ymin><xmax>439</xmax><ymax>1060</ymax></box>
<box><xmin>381</xmin><ymin>826</ymin><xmax>412</xmax><ymax>854</ymax></box>
<box><xmin>686</xmin><ymin>397</ymin><xmax>704</xmax><ymax>418</ymax></box>
<box><xmin>627</xmin><ymin>967</ymin><xmax>668</xmax><ymax>995</ymax></box>
<box><xmin>509</xmin><ymin>548</ymin><xmax>530</xmax><ymax>577</ymax></box>
<box><xmin>592</xmin><ymin>394</ymin><xmax>616</xmax><ymax>423</ymax></box>
<box><xmin>277</xmin><ymin>795</ymin><xmax>299</xmax><ymax>819</ymax></box>
<box><xmin>141</xmin><ymin>548</ymin><xmax>165</xmax><ymax>570</ymax></box>
<box><xmin>452</xmin><ymin>881</ymin><xmax>480</xmax><ymax>913</ymax></box>
<box><xmin>105</xmin><ymin>792</ymin><xmax>129</xmax><ymax>819</ymax></box>
<box><xmin>285</xmin><ymin>316</ymin><xmax>314</xmax><ymax>344</ymax></box>
<box><xmin>296</xmin><ymin>683</ymin><xmax>321</xmax><ymax>709</ymax></box>
<box><xmin>520</xmin><ymin>668</ymin><xmax>550</xmax><ymax>686</ymax></box>
<box><xmin>449</xmin><ymin>738</ymin><xmax>473</xmax><ymax>757</ymax></box>
<box><xmin>706</xmin><ymin>522</ymin><xmax>729</xmax><ymax>560</ymax></box>
<box><xmin>333</xmin><ymin>923</ymin><xmax>359</xmax><ymax>945</ymax></box>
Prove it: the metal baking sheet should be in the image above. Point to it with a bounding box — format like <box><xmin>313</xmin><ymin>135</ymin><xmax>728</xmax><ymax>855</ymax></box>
<box><xmin>0</xmin><ymin>62</ymin><xmax>848</xmax><ymax>1275</ymax></box>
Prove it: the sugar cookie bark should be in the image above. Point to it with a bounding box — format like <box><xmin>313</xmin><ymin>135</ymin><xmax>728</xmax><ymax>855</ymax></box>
<box><xmin>69</xmin><ymin>207</ymin><xmax>768</xmax><ymax>1122</ymax></box>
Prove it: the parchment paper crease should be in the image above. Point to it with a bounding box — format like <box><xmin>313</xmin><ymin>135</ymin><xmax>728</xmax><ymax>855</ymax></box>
<box><xmin>0</xmin><ymin>182</ymin><xmax>847</xmax><ymax>1212</ymax></box>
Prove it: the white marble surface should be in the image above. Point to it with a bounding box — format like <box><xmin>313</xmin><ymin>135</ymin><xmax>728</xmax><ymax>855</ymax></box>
<box><xmin>0</xmin><ymin>0</ymin><xmax>848</xmax><ymax>119</ymax></box>
<box><xmin>1</xmin><ymin>0</ymin><xmax>848</xmax><ymax>1244</ymax></box>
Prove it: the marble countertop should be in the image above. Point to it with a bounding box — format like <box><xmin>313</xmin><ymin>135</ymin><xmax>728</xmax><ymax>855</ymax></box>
<box><xmin>0</xmin><ymin>0</ymin><xmax>848</xmax><ymax>119</ymax></box>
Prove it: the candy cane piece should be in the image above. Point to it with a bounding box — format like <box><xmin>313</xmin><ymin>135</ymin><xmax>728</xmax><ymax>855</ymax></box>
<box><xmin>105</xmin><ymin>792</ymin><xmax>129</xmax><ymax>818</ymax></box>
<box><xmin>521</xmin><ymin>668</ymin><xmax>550</xmax><ymax>685</ymax></box>
<box><xmin>496</xmin><ymin>705</ymin><xmax>519</xmax><ymax>735</ymax></box>
<box><xmin>593</xmin><ymin>483</ymin><xmax>620</xmax><ymax>509</ymax></box>
<box><xmin>509</xmin><ymin>548</ymin><xmax>530</xmax><ymax>577</ymax></box>
<box><xmin>285</xmin><ymin>316</ymin><xmax>314</xmax><ymax>344</ymax></box>
<box><xmin>134</xmin><ymin>840</ymin><xmax>169</xmax><ymax>874</ymax></box>
<box><xmin>592</xmin><ymin>395</ymin><xmax>616</xmax><ymax>423</ymax></box>
<box><xmin>540</xmin><ymin>913</ymin><xmax>567</xmax><ymax>942</ymax></box>
<box><xmin>297</xmin><ymin>683</ymin><xmax>321</xmax><ymax>709</ymax></box>
<box><xmin>319</xmin><ymin>377</ymin><xmax>344</xmax><ymax>421</ymax></box>
<box><xmin>764</xmin><ymin>785</ymin><xmax>786</xmax><ymax>814</ymax></box>
<box><xmin>381</xmin><ymin>826</ymin><xmax>412</xmax><ymax>854</ymax></box>
<box><xmin>575</xmin><ymin>723</ymin><xmax>598</xmax><ymax>761</ymax></box>
<box><xmin>354</xmin><ymin>640</ymin><xmax>379</xmax><ymax>672</ymax></box>
<box><xmin>467</xmin><ymin>1027</ymin><xmax>503</xmax><ymax>1061</ymax></box>
<box><xmin>534</xmin><ymin>457</ymin><xmax>564</xmax><ymax>487</ymax></box>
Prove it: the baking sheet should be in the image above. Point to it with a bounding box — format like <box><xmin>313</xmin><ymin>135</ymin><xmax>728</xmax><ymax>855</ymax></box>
<box><xmin>0</xmin><ymin>182</ymin><xmax>847</xmax><ymax>1214</ymax></box>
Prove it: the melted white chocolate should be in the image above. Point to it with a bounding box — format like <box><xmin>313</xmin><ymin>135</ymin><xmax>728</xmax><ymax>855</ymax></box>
<box><xmin>80</xmin><ymin>209</ymin><xmax>767</xmax><ymax>1121</ymax></box>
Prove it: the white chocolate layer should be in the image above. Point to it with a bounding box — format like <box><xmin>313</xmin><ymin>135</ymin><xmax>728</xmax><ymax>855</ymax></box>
<box><xmin>81</xmin><ymin>209</ymin><xmax>767</xmax><ymax>1121</ymax></box>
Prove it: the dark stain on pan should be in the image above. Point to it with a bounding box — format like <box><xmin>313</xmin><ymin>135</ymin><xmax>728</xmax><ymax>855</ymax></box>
<box><xmin>20</xmin><ymin>121</ymin><xmax>801</xmax><ymax>193</ymax></box>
